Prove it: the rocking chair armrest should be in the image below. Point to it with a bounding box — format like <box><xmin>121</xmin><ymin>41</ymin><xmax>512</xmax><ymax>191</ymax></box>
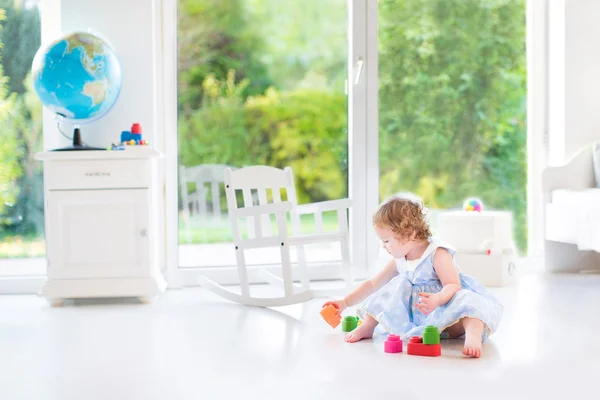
<box><xmin>294</xmin><ymin>198</ymin><xmax>352</xmax><ymax>215</ymax></box>
<box><xmin>234</xmin><ymin>201</ymin><xmax>292</xmax><ymax>218</ymax></box>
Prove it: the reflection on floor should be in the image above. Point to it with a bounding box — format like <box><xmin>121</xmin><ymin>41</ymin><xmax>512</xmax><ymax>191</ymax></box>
<box><xmin>0</xmin><ymin>271</ymin><xmax>597</xmax><ymax>399</ymax></box>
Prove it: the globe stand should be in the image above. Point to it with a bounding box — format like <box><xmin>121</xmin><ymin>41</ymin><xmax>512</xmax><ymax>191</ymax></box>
<box><xmin>52</xmin><ymin>128</ymin><xmax>105</xmax><ymax>151</ymax></box>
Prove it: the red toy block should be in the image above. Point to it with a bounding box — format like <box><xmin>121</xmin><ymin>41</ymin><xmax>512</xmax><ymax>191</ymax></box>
<box><xmin>320</xmin><ymin>305</ymin><xmax>341</xmax><ymax>329</ymax></box>
<box><xmin>131</xmin><ymin>123</ymin><xmax>142</xmax><ymax>134</ymax></box>
<box><xmin>384</xmin><ymin>334</ymin><xmax>403</xmax><ymax>353</ymax></box>
<box><xmin>407</xmin><ymin>336</ymin><xmax>441</xmax><ymax>357</ymax></box>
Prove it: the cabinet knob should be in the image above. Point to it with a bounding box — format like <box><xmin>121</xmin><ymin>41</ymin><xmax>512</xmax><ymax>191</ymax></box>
<box><xmin>140</xmin><ymin>229</ymin><xmax>148</xmax><ymax>237</ymax></box>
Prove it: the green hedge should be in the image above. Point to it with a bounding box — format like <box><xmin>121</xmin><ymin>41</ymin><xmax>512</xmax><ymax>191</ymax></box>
<box><xmin>179</xmin><ymin>75</ymin><xmax>347</xmax><ymax>204</ymax></box>
<box><xmin>245</xmin><ymin>88</ymin><xmax>347</xmax><ymax>203</ymax></box>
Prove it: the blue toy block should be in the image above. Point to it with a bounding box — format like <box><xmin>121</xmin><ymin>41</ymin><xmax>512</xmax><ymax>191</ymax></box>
<box><xmin>120</xmin><ymin>131</ymin><xmax>143</xmax><ymax>143</ymax></box>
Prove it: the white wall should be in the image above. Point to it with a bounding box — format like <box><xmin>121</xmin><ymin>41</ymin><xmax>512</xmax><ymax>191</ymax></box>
<box><xmin>548</xmin><ymin>0</ymin><xmax>600</xmax><ymax>165</ymax></box>
<box><xmin>547</xmin><ymin>0</ymin><xmax>564</xmax><ymax>165</ymax></box>
<box><xmin>41</xmin><ymin>0</ymin><xmax>159</xmax><ymax>150</ymax></box>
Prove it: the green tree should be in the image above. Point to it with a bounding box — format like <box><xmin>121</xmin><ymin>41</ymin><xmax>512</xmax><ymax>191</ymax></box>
<box><xmin>0</xmin><ymin>1</ymin><xmax>43</xmax><ymax>236</ymax></box>
<box><xmin>5</xmin><ymin>75</ymin><xmax>43</xmax><ymax>235</ymax></box>
<box><xmin>178</xmin><ymin>70</ymin><xmax>256</xmax><ymax>168</ymax></box>
<box><xmin>178</xmin><ymin>0</ymin><xmax>272</xmax><ymax>111</ymax></box>
<box><xmin>0</xmin><ymin>0</ymin><xmax>41</xmax><ymax>95</ymax></box>
<box><xmin>0</xmin><ymin>7</ymin><xmax>22</xmax><ymax>224</ymax></box>
<box><xmin>378</xmin><ymin>0</ymin><xmax>527</xmax><ymax>250</ymax></box>
<box><xmin>245</xmin><ymin>0</ymin><xmax>348</xmax><ymax>91</ymax></box>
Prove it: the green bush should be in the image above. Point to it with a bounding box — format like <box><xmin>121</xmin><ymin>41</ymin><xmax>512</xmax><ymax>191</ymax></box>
<box><xmin>178</xmin><ymin>71</ymin><xmax>257</xmax><ymax>168</ymax></box>
<box><xmin>3</xmin><ymin>76</ymin><xmax>44</xmax><ymax>235</ymax></box>
<box><xmin>179</xmin><ymin>73</ymin><xmax>348</xmax><ymax>205</ymax></box>
<box><xmin>245</xmin><ymin>88</ymin><xmax>347</xmax><ymax>203</ymax></box>
<box><xmin>0</xmin><ymin>106</ymin><xmax>21</xmax><ymax>224</ymax></box>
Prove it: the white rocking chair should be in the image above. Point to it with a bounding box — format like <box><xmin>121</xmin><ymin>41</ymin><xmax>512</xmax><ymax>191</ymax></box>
<box><xmin>197</xmin><ymin>166</ymin><xmax>354</xmax><ymax>307</ymax></box>
<box><xmin>179</xmin><ymin>164</ymin><xmax>234</xmax><ymax>243</ymax></box>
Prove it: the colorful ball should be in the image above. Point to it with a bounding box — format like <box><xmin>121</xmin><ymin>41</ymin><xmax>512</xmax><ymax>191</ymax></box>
<box><xmin>463</xmin><ymin>197</ymin><xmax>483</xmax><ymax>212</ymax></box>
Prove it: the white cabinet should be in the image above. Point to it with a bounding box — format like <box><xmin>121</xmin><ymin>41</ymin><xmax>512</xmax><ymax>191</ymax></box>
<box><xmin>35</xmin><ymin>149</ymin><xmax>166</xmax><ymax>304</ymax></box>
<box><xmin>46</xmin><ymin>189</ymin><xmax>150</xmax><ymax>279</ymax></box>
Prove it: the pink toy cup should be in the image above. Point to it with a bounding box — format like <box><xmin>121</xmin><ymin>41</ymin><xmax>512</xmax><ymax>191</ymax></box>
<box><xmin>384</xmin><ymin>334</ymin><xmax>403</xmax><ymax>353</ymax></box>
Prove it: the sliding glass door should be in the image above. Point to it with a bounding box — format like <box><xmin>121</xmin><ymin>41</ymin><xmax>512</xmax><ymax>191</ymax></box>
<box><xmin>174</xmin><ymin>0</ymin><xmax>351</xmax><ymax>282</ymax></box>
<box><xmin>169</xmin><ymin>0</ymin><xmax>529</xmax><ymax>286</ymax></box>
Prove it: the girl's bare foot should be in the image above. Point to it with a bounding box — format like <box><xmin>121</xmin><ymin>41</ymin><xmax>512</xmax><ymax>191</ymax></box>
<box><xmin>462</xmin><ymin>317</ymin><xmax>484</xmax><ymax>358</ymax></box>
<box><xmin>344</xmin><ymin>316</ymin><xmax>378</xmax><ymax>343</ymax></box>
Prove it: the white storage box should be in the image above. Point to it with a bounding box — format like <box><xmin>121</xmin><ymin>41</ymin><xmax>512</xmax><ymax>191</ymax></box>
<box><xmin>437</xmin><ymin>211</ymin><xmax>514</xmax><ymax>252</ymax></box>
<box><xmin>454</xmin><ymin>249</ymin><xmax>517</xmax><ymax>287</ymax></box>
<box><xmin>436</xmin><ymin>210</ymin><xmax>517</xmax><ymax>286</ymax></box>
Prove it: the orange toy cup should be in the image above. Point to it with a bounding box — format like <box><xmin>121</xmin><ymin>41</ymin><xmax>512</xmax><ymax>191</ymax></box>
<box><xmin>320</xmin><ymin>304</ymin><xmax>342</xmax><ymax>328</ymax></box>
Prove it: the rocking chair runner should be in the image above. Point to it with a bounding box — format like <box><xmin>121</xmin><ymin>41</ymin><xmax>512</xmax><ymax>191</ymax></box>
<box><xmin>197</xmin><ymin>165</ymin><xmax>354</xmax><ymax>307</ymax></box>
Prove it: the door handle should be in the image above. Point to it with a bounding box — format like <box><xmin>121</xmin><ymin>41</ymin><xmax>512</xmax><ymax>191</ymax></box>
<box><xmin>355</xmin><ymin>57</ymin><xmax>364</xmax><ymax>84</ymax></box>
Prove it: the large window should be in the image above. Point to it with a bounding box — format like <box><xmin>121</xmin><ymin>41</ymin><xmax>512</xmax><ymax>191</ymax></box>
<box><xmin>176</xmin><ymin>0</ymin><xmax>349</xmax><ymax>272</ymax></box>
<box><xmin>377</xmin><ymin>0</ymin><xmax>527</xmax><ymax>252</ymax></box>
<box><xmin>0</xmin><ymin>0</ymin><xmax>44</xmax><ymax>275</ymax></box>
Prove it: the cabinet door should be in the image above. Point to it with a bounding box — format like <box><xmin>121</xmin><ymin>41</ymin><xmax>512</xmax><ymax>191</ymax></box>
<box><xmin>47</xmin><ymin>189</ymin><xmax>150</xmax><ymax>279</ymax></box>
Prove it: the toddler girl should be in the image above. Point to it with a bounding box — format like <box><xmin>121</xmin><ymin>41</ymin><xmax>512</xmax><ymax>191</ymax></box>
<box><xmin>323</xmin><ymin>195</ymin><xmax>503</xmax><ymax>358</ymax></box>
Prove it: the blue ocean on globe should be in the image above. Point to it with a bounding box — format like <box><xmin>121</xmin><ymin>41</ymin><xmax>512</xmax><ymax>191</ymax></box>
<box><xmin>31</xmin><ymin>32</ymin><xmax>122</xmax><ymax>124</ymax></box>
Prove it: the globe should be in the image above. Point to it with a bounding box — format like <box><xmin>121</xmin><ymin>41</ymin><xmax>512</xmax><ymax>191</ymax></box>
<box><xmin>31</xmin><ymin>31</ymin><xmax>122</xmax><ymax>126</ymax></box>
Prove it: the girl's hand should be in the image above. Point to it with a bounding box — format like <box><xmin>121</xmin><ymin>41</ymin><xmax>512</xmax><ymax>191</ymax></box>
<box><xmin>415</xmin><ymin>292</ymin><xmax>439</xmax><ymax>315</ymax></box>
<box><xmin>322</xmin><ymin>299</ymin><xmax>348</xmax><ymax>313</ymax></box>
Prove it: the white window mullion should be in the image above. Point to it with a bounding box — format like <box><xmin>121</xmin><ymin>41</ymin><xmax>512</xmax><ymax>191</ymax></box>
<box><xmin>161</xmin><ymin>0</ymin><xmax>181</xmax><ymax>288</ymax></box>
<box><xmin>365</xmin><ymin>0</ymin><xmax>380</xmax><ymax>269</ymax></box>
<box><xmin>527</xmin><ymin>0</ymin><xmax>550</xmax><ymax>257</ymax></box>
<box><xmin>349</xmin><ymin>0</ymin><xmax>379</xmax><ymax>276</ymax></box>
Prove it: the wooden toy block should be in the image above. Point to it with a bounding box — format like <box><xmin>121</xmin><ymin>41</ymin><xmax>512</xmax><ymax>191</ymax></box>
<box><xmin>320</xmin><ymin>305</ymin><xmax>341</xmax><ymax>328</ymax></box>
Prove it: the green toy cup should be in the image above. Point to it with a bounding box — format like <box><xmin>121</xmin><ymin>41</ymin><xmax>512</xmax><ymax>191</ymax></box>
<box><xmin>422</xmin><ymin>325</ymin><xmax>440</xmax><ymax>345</ymax></box>
<box><xmin>341</xmin><ymin>316</ymin><xmax>360</xmax><ymax>332</ymax></box>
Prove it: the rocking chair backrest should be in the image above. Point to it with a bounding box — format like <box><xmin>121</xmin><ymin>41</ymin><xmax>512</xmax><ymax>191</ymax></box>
<box><xmin>224</xmin><ymin>166</ymin><xmax>300</xmax><ymax>241</ymax></box>
<box><xmin>179</xmin><ymin>164</ymin><xmax>232</xmax><ymax>219</ymax></box>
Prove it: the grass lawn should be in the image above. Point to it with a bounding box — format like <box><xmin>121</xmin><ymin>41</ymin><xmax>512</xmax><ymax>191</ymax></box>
<box><xmin>179</xmin><ymin>211</ymin><xmax>341</xmax><ymax>244</ymax></box>
<box><xmin>0</xmin><ymin>234</ymin><xmax>46</xmax><ymax>258</ymax></box>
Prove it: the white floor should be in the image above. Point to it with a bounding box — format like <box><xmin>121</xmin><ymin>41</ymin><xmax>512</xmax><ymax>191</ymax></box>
<box><xmin>1</xmin><ymin>272</ymin><xmax>598</xmax><ymax>400</ymax></box>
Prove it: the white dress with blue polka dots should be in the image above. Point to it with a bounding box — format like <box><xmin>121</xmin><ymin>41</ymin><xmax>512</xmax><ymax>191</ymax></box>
<box><xmin>357</xmin><ymin>239</ymin><xmax>503</xmax><ymax>341</ymax></box>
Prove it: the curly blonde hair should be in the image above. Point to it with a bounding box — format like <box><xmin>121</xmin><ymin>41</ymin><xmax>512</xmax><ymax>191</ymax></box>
<box><xmin>372</xmin><ymin>194</ymin><xmax>431</xmax><ymax>240</ymax></box>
